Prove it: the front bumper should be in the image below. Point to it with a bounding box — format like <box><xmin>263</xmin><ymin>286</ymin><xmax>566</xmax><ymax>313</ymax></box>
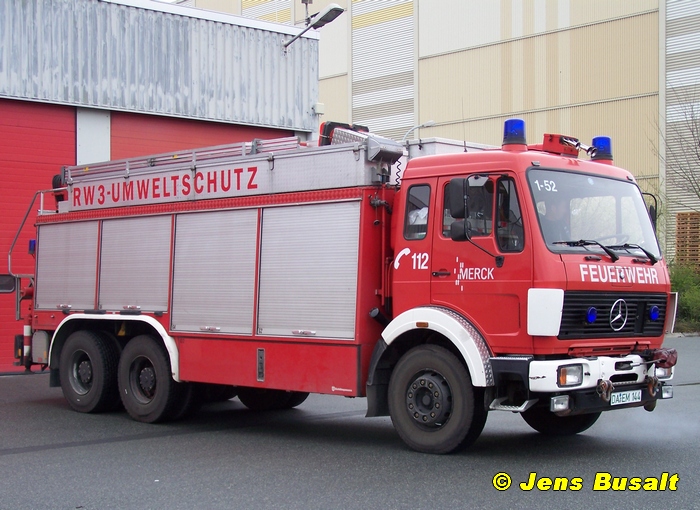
<box><xmin>543</xmin><ymin>380</ymin><xmax>673</xmax><ymax>415</ymax></box>
<box><xmin>489</xmin><ymin>352</ymin><xmax>674</xmax><ymax>414</ymax></box>
<box><xmin>528</xmin><ymin>353</ymin><xmax>672</xmax><ymax>392</ymax></box>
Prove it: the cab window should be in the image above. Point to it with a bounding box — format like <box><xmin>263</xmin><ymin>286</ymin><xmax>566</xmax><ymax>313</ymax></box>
<box><xmin>443</xmin><ymin>175</ymin><xmax>493</xmax><ymax>237</ymax></box>
<box><xmin>496</xmin><ymin>178</ymin><xmax>524</xmax><ymax>252</ymax></box>
<box><xmin>404</xmin><ymin>184</ymin><xmax>430</xmax><ymax>240</ymax></box>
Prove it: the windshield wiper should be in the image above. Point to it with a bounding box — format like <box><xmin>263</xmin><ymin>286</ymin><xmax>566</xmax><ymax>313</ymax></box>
<box><xmin>552</xmin><ymin>239</ymin><xmax>619</xmax><ymax>262</ymax></box>
<box><xmin>607</xmin><ymin>243</ymin><xmax>658</xmax><ymax>265</ymax></box>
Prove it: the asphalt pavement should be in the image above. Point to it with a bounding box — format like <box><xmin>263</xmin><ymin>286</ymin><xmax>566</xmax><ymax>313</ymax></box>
<box><xmin>0</xmin><ymin>335</ymin><xmax>697</xmax><ymax>510</ymax></box>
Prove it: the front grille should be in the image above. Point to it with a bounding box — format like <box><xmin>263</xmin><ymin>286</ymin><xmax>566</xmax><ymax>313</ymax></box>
<box><xmin>558</xmin><ymin>291</ymin><xmax>667</xmax><ymax>340</ymax></box>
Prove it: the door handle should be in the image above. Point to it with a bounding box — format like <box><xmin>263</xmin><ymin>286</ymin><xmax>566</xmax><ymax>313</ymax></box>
<box><xmin>431</xmin><ymin>270</ymin><xmax>451</xmax><ymax>277</ymax></box>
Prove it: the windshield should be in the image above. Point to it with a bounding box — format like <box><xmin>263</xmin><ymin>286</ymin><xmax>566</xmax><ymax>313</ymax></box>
<box><xmin>528</xmin><ymin>168</ymin><xmax>661</xmax><ymax>260</ymax></box>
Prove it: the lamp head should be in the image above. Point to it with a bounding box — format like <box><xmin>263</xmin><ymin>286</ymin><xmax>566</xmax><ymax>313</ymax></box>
<box><xmin>310</xmin><ymin>4</ymin><xmax>344</xmax><ymax>29</ymax></box>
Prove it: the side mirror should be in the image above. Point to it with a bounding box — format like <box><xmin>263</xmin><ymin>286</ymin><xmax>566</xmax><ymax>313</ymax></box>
<box><xmin>0</xmin><ymin>275</ymin><xmax>16</xmax><ymax>293</ymax></box>
<box><xmin>648</xmin><ymin>204</ymin><xmax>657</xmax><ymax>231</ymax></box>
<box><xmin>642</xmin><ymin>192</ymin><xmax>658</xmax><ymax>232</ymax></box>
<box><xmin>450</xmin><ymin>219</ymin><xmax>470</xmax><ymax>242</ymax></box>
<box><xmin>447</xmin><ymin>178</ymin><xmax>468</xmax><ymax>219</ymax></box>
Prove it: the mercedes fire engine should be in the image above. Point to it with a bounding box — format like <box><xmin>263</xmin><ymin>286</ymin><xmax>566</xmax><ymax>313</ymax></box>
<box><xmin>2</xmin><ymin>119</ymin><xmax>678</xmax><ymax>454</ymax></box>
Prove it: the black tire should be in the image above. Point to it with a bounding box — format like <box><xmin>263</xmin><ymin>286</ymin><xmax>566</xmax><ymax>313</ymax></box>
<box><xmin>167</xmin><ymin>382</ymin><xmax>203</xmax><ymax>421</ymax></box>
<box><xmin>284</xmin><ymin>391</ymin><xmax>309</xmax><ymax>409</ymax></box>
<box><xmin>118</xmin><ymin>335</ymin><xmax>179</xmax><ymax>423</ymax></box>
<box><xmin>388</xmin><ymin>344</ymin><xmax>486</xmax><ymax>454</ymax></box>
<box><xmin>237</xmin><ymin>388</ymin><xmax>305</xmax><ymax>411</ymax></box>
<box><xmin>59</xmin><ymin>330</ymin><xmax>120</xmax><ymax>413</ymax></box>
<box><xmin>200</xmin><ymin>384</ymin><xmax>238</xmax><ymax>403</ymax></box>
<box><xmin>521</xmin><ymin>407</ymin><xmax>601</xmax><ymax>436</ymax></box>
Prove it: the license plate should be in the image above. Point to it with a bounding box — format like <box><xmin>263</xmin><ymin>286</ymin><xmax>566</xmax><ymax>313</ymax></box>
<box><xmin>610</xmin><ymin>389</ymin><xmax>642</xmax><ymax>406</ymax></box>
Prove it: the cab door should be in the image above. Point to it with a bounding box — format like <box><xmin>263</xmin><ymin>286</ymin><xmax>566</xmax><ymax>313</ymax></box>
<box><xmin>430</xmin><ymin>173</ymin><xmax>533</xmax><ymax>353</ymax></box>
<box><xmin>392</xmin><ymin>179</ymin><xmax>437</xmax><ymax>313</ymax></box>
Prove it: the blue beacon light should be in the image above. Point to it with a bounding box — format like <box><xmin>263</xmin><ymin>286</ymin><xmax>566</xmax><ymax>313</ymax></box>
<box><xmin>502</xmin><ymin>118</ymin><xmax>527</xmax><ymax>145</ymax></box>
<box><xmin>586</xmin><ymin>307</ymin><xmax>598</xmax><ymax>324</ymax></box>
<box><xmin>591</xmin><ymin>136</ymin><xmax>613</xmax><ymax>161</ymax></box>
<box><xmin>649</xmin><ymin>306</ymin><xmax>660</xmax><ymax>321</ymax></box>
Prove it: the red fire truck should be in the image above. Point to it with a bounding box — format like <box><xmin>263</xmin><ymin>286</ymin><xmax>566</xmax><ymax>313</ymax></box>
<box><xmin>2</xmin><ymin>119</ymin><xmax>677</xmax><ymax>454</ymax></box>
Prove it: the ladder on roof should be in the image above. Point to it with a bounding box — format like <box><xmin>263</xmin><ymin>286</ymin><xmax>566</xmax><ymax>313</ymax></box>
<box><xmin>62</xmin><ymin>136</ymin><xmax>302</xmax><ymax>185</ymax></box>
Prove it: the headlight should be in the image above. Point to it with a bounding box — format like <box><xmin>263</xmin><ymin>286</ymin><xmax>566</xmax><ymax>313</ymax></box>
<box><xmin>557</xmin><ymin>364</ymin><xmax>583</xmax><ymax>387</ymax></box>
<box><xmin>550</xmin><ymin>395</ymin><xmax>570</xmax><ymax>412</ymax></box>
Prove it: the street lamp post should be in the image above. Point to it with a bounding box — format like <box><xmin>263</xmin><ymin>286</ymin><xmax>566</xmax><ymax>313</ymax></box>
<box><xmin>402</xmin><ymin>120</ymin><xmax>436</xmax><ymax>142</ymax></box>
<box><xmin>283</xmin><ymin>3</ymin><xmax>345</xmax><ymax>50</ymax></box>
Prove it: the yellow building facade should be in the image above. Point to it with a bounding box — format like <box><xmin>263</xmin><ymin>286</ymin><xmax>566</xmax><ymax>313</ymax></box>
<box><xmin>187</xmin><ymin>0</ymin><xmax>699</xmax><ymax>261</ymax></box>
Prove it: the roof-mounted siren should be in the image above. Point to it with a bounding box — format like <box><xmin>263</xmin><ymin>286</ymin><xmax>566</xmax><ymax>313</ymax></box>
<box><xmin>502</xmin><ymin>118</ymin><xmax>527</xmax><ymax>151</ymax></box>
<box><xmin>591</xmin><ymin>136</ymin><xmax>613</xmax><ymax>164</ymax></box>
<box><xmin>559</xmin><ymin>137</ymin><xmax>597</xmax><ymax>158</ymax></box>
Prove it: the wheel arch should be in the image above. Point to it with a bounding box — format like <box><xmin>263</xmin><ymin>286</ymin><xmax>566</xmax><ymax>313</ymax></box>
<box><xmin>49</xmin><ymin>314</ymin><xmax>180</xmax><ymax>382</ymax></box>
<box><xmin>366</xmin><ymin>306</ymin><xmax>494</xmax><ymax>417</ymax></box>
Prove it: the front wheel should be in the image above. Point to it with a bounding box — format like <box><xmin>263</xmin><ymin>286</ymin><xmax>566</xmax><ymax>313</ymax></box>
<box><xmin>388</xmin><ymin>344</ymin><xmax>486</xmax><ymax>454</ymax></box>
<box><xmin>521</xmin><ymin>407</ymin><xmax>601</xmax><ymax>436</ymax></box>
<box><xmin>118</xmin><ymin>335</ymin><xmax>179</xmax><ymax>423</ymax></box>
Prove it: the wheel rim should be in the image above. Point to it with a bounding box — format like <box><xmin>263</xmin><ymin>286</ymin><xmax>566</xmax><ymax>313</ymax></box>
<box><xmin>129</xmin><ymin>356</ymin><xmax>157</xmax><ymax>404</ymax></box>
<box><xmin>69</xmin><ymin>350</ymin><xmax>93</xmax><ymax>396</ymax></box>
<box><xmin>405</xmin><ymin>370</ymin><xmax>453</xmax><ymax>429</ymax></box>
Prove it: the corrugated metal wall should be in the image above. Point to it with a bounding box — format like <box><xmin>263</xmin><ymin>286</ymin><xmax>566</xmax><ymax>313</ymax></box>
<box><xmin>665</xmin><ymin>0</ymin><xmax>700</xmax><ymax>262</ymax></box>
<box><xmin>0</xmin><ymin>0</ymin><xmax>319</xmax><ymax>132</ymax></box>
<box><xmin>418</xmin><ymin>0</ymin><xmax>657</xmax><ymax>59</ymax></box>
<box><xmin>351</xmin><ymin>1</ymin><xmax>414</xmax><ymax>140</ymax></box>
<box><xmin>419</xmin><ymin>12</ymin><xmax>659</xmax><ymax>178</ymax></box>
<box><xmin>319</xmin><ymin>75</ymin><xmax>350</xmax><ymax>124</ymax></box>
<box><xmin>242</xmin><ymin>0</ymin><xmax>291</xmax><ymax>23</ymax></box>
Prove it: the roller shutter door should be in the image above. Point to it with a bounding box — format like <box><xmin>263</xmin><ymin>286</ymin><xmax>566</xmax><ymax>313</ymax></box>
<box><xmin>0</xmin><ymin>99</ymin><xmax>75</xmax><ymax>371</ymax></box>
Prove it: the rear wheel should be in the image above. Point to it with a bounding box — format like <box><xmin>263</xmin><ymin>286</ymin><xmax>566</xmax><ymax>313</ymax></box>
<box><xmin>237</xmin><ymin>388</ymin><xmax>308</xmax><ymax>411</ymax></box>
<box><xmin>118</xmin><ymin>335</ymin><xmax>178</xmax><ymax>423</ymax></box>
<box><xmin>59</xmin><ymin>330</ymin><xmax>120</xmax><ymax>413</ymax></box>
<box><xmin>521</xmin><ymin>407</ymin><xmax>601</xmax><ymax>436</ymax></box>
<box><xmin>284</xmin><ymin>391</ymin><xmax>309</xmax><ymax>409</ymax></box>
<box><xmin>201</xmin><ymin>384</ymin><xmax>238</xmax><ymax>403</ymax></box>
<box><xmin>167</xmin><ymin>382</ymin><xmax>202</xmax><ymax>421</ymax></box>
<box><xmin>388</xmin><ymin>344</ymin><xmax>486</xmax><ymax>454</ymax></box>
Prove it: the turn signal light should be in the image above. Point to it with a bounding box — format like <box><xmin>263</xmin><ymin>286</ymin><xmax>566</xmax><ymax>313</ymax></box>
<box><xmin>655</xmin><ymin>366</ymin><xmax>672</xmax><ymax>379</ymax></box>
<box><xmin>557</xmin><ymin>364</ymin><xmax>583</xmax><ymax>387</ymax></box>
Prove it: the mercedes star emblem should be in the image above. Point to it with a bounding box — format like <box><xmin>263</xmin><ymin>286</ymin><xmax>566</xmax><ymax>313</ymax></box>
<box><xmin>609</xmin><ymin>299</ymin><xmax>628</xmax><ymax>331</ymax></box>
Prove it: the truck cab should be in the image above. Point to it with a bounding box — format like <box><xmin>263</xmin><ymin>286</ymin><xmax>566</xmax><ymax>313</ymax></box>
<box><xmin>371</xmin><ymin>119</ymin><xmax>676</xmax><ymax>453</ymax></box>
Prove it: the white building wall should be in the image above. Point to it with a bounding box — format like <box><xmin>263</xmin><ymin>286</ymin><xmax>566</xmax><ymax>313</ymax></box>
<box><xmin>664</xmin><ymin>0</ymin><xmax>700</xmax><ymax>263</ymax></box>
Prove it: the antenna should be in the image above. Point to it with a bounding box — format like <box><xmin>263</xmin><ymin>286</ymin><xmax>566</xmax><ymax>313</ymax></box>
<box><xmin>302</xmin><ymin>0</ymin><xmax>311</xmax><ymax>22</ymax></box>
<box><xmin>462</xmin><ymin>97</ymin><xmax>467</xmax><ymax>152</ymax></box>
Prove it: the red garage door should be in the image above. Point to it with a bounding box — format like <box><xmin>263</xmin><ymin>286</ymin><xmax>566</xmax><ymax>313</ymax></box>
<box><xmin>111</xmin><ymin>112</ymin><xmax>292</xmax><ymax>160</ymax></box>
<box><xmin>1</xmin><ymin>104</ymin><xmax>293</xmax><ymax>373</ymax></box>
<box><xmin>0</xmin><ymin>99</ymin><xmax>76</xmax><ymax>373</ymax></box>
